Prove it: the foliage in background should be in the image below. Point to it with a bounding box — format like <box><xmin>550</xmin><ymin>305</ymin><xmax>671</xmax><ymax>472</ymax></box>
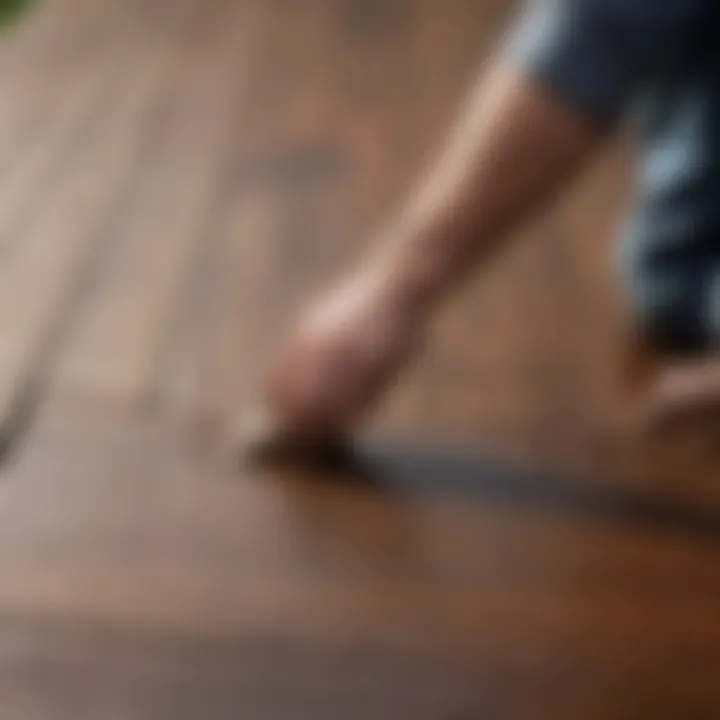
<box><xmin>0</xmin><ymin>0</ymin><xmax>35</xmax><ymax>29</ymax></box>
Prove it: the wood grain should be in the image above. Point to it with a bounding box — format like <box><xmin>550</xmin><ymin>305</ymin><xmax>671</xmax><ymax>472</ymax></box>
<box><xmin>0</xmin><ymin>1</ymin><xmax>718</xmax><ymax>717</ymax></box>
<box><xmin>0</xmin><ymin>40</ymin><xmax>176</xmax><ymax>448</ymax></box>
<box><xmin>1</xmin><ymin>398</ymin><xmax>720</xmax><ymax>718</ymax></box>
<box><xmin>54</xmin><ymin>7</ymin><xmax>252</xmax><ymax>405</ymax></box>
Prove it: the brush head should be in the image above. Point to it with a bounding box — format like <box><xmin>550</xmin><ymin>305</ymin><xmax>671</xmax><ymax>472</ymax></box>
<box><xmin>235</xmin><ymin>407</ymin><xmax>354</xmax><ymax>471</ymax></box>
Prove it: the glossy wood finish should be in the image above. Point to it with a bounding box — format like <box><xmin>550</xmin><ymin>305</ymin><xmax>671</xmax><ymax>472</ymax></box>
<box><xmin>0</xmin><ymin>0</ymin><xmax>719</xmax><ymax>717</ymax></box>
<box><xmin>4</xmin><ymin>397</ymin><xmax>720</xmax><ymax>719</ymax></box>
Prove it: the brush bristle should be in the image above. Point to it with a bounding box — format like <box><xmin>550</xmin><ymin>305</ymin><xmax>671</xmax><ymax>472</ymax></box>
<box><xmin>235</xmin><ymin>407</ymin><xmax>353</xmax><ymax>469</ymax></box>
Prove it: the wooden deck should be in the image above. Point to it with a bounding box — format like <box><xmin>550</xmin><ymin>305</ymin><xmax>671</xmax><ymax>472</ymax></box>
<box><xmin>1</xmin><ymin>0</ymin><xmax>719</xmax><ymax>717</ymax></box>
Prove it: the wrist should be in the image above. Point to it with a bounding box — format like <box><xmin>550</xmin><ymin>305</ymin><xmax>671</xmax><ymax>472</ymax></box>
<box><xmin>368</xmin><ymin>228</ymin><xmax>452</xmax><ymax>314</ymax></box>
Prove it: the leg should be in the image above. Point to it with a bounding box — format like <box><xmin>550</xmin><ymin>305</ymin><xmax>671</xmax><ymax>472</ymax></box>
<box><xmin>621</xmin><ymin>313</ymin><xmax>720</xmax><ymax>434</ymax></box>
<box><xmin>638</xmin><ymin>357</ymin><xmax>720</xmax><ymax>432</ymax></box>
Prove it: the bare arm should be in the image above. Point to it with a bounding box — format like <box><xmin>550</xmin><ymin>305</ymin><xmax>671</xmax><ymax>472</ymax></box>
<box><xmin>369</xmin><ymin>61</ymin><xmax>605</xmax><ymax>310</ymax></box>
<box><xmin>366</xmin><ymin>0</ymin><xmax>707</xmax><ymax>310</ymax></box>
<box><xmin>255</xmin><ymin>0</ymin><xmax>707</xmax><ymax>444</ymax></box>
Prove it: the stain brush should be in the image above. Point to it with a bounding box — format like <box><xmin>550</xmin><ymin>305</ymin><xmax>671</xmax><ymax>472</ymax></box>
<box><xmin>235</xmin><ymin>406</ymin><xmax>354</xmax><ymax>471</ymax></box>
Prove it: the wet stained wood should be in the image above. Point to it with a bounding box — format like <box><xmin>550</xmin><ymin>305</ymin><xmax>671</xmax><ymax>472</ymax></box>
<box><xmin>1</xmin><ymin>398</ymin><xmax>720</xmax><ymax>719</ymax></box>
<box><xmin>0</xmin><ymin>0</ymin><xmax>719</xmax><ymax>718</ymax></box>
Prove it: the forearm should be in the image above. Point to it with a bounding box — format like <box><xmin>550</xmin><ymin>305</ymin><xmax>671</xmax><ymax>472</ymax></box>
<box><xmin>371</xmin><ymin>61</ymin><xmax>605</xmax><ymax>310</ymax></box>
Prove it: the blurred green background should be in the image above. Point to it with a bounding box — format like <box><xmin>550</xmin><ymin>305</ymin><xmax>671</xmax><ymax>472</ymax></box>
<box><xmin>0</xmin><ymin>0</ymin><xmax>35</xmax><ymax>28</ymax></box>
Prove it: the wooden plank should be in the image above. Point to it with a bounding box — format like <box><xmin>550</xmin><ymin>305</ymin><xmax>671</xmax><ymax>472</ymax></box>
<box><xmin>171</xmin><ymin>188</ymin><xmax>289</xmax><ymax>432</ymax></box>
<box><xmin>1</xmin><ymin>398</ymin><xmax>720</xmax><ymax>718</ymax></box>
<box><xmin>0</xmin><ymin>43</ymin><xmax>178</xmax><ymax>451</ymax></box>
<box><xmin>162</xmin><ymin>170</ymin><xmax>352</xmax><ymax>434</ymax></box>
<box><xmin>0</xmin><ymin>57</ymin><xmax>115</xmax><ymax>257</ymax></box>
<box><xmin>0</xmin><ymin>618</ymin><xmax>523</xmax><ymax>720</ymax></box>
<box><xmin>0</xmin><ymin>64</ymin><xmax>74</xmax><ymax>179</ymax></box>
<box><xmin>0</xmin><ymin>0</ymin><xmax>119</xmax><ymax>72</ymax></box>
<box><xmin>0</xmin><ymin>0</ymin><xmax>130</xmax><ymax>171</ymax></box>
<box><xmin>53</xmin><ymin>7</ymin><xmax>252</xmax><ymax>406</ymax></box>
<box><xmin>157</xmin><ymin>1</ymin><xmax>351</xmax><ymax>431</ymax></box>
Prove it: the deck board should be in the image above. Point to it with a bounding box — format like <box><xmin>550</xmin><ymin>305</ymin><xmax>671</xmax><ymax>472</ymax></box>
<box><xmin>0</xmin><ymin>1</ymin><xmax>718</xmax><ymax>716</ymax></box>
